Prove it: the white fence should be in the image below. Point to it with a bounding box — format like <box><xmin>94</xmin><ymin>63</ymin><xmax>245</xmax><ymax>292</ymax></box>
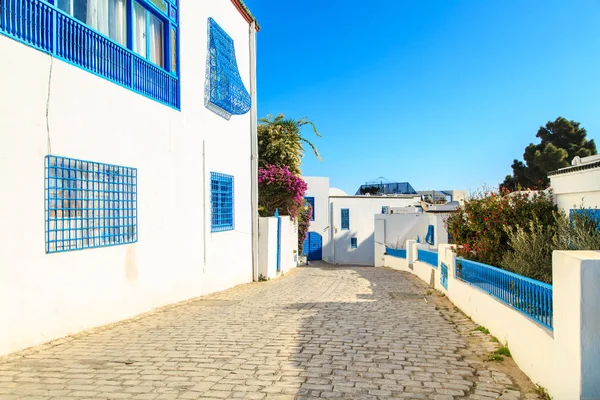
<box><xmin>378</xmin><ymin>240</ymin><xmax>600</xmax><ymax>400</ymax></box>
<box><xmin>258</xmin><ymin>216</ymin><xmax>299</xmax><ymax>280</ymax></box>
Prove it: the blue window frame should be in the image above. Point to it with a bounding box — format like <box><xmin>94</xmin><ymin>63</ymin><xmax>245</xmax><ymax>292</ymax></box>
<box><xmin>211</xmin><ymin>172</ymin><xmax>234</xmax><ymax>232</ymax></box>
<box><xmin>425</xmin><ymin>224</ymin><xmax>434</xmax><ymax>245</ymax></box>
<box><xmin>0</xmin><ymin>0</ymin><xmax>180</xmax><ymax>109</ymax></box>
<box><xmin>305</xmin><ymin>197</ymin><xmax>315</xmax><ymax>221</ymax></box>
<box><xmin>341</xmin><ymin>208</ymin><xmax>350</xmax><ymax>230</ymax></box>
<box><xmin>45</xmin><ymin>155</ymin><xmax>137</xmax><ymax>253</ymax></box>
<box><xmin>350</xmin><ymin>237</ymin><xmax>357</xmax><ymax>249</ymax></box>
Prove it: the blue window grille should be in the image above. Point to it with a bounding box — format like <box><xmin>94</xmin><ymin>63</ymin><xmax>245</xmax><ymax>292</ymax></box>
<box><xmin>341</xmin><ymin>208</ymin><xmax>350</xmax><ymax>230</ymax></box>
<box><xmin>210</xmin><ymin>172</ymin><xmax>234</xmax><ymax>232</ymax></box>
<box><xmin>205</xmin><ymin>17</ymin><xmax>251</xmax><ymax>120</ymax></box>
<box><xmin>0</xmin><ymin>0</ymin><xmax>180</xmax><ymax>109</ymax></box>
<box><xmin>425</xmin><ymin>224</ymin><xmax>434</xmax><ymax>245</ymax></box>
<box><xmin>45</xmin><ymin>155</ymin><xmax>137</xmax><ymax>253</ymax></box>
<box><xmin>385</xmin><ymin>247</ymin><xmax>406</xmax><ymax>259</ymax></box>
<box><xmin>417</xmin><ymin>248</ymin><xmax>438</xmax><ymax>268</ymax></box>
<box><xmin>440</xmin><ymin>262</ymin><xmax>448</xmax><ymax>290</ymax></box>
<box><xmin>304</xmin><ymin>197</ymin><xmax>315</xmax><ymax>221</ymax></box>
<box><xmin>350</xmin><ymin>237</ymin><xmax>357</xmax><ymax>249</ymax></box>
<box><xmin>456</xmin><ymin>258</ymin><xmax>553</xmax><ymax>329</ymax></box>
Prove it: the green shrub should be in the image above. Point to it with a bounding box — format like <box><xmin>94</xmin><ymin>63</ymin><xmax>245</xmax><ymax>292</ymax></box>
<box><xmin>503</xmin><ymin>208</ymin><xmax>600</xmax><ymax>283</ymax></box>
<box><xmin>494</xmin><ymin>346</ymin><xmax>511</xmax><ymax>357</ymax></box>
<box><xmin>473</xmin><ymin>326</ymin><xmax>490</xmax><ymax>334</ymax></box>
<box><xmin>501</xmin><ymin>218</ymin><xmax>555</xmax><ymax>283</ymax></box>
<box><xmin>446</xmin><ymin>188</ymin><xmax>557</xmax><ymax>268</ymax></box>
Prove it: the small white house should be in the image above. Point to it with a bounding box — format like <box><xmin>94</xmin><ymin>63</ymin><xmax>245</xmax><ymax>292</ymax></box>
<box><xmin>329</xmin><ymin>195</ymin><xmax>421</xmax><ymax>265</ymax></box>
<box><xmin>0</xmin><ymin>0</ymin><xmax>260</xmax><ymax>356</ymax></box>
<box><xmin>549</xmin><ymin>155</ymin><xmax>600</xmax><ymax>216</ymax></box>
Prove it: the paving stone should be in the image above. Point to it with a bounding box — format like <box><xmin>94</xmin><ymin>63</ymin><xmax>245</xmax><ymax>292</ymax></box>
<box><xmin>0</xmin><ymin>264</ymin><xmax>540</xmax><ymax>399</ymax></box>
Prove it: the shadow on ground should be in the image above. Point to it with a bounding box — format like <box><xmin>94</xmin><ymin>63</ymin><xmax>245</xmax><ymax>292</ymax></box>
<box><xmin>0</xmin><ymin>263</ymin><xmax>539</xmax><ymax>400</ymax></box>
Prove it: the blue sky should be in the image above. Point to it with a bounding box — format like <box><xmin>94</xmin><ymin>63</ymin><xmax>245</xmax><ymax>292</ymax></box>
<box><xmin>244</xmin><ymin>0</ymin><xmax>600</xmax><ymax>195</ymax></box>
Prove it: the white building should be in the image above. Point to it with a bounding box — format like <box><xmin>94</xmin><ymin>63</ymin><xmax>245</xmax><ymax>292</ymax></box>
<box><xmin>302</xmin><ymin>176</ymin><xmax>452</xmax><ymax>266</ymax></box>
<box><xmin>0</xmin><ymin>0</ymin><xmax>260</xmax><ymax>356</ymax></box>
<box><xmin>549</xmin><ymin>155</ymin><xmax>600</xmax><ymax>216</ymax></box>
<box><xmin>329</xmin><ymin>195</ymin><xmax>421</xmax><ymax>265</ymax></box>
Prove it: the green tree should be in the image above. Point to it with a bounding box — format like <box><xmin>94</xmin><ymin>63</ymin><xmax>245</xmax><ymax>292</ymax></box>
<box><xmin>501</xmin><ymin>117</ymin><xmax>597</xmax><ymax>190</ymax></box>
<box><xmin>257</xmin><ymin>114</ymin><xmax>322</xmax><ymax>175</ymax></box>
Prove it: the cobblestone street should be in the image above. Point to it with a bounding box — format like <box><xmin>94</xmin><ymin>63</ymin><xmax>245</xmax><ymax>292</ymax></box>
<box><xmin>0</xmin><ymin>264</ymin><xmax>541</xmax><ymax>399</ymax></box>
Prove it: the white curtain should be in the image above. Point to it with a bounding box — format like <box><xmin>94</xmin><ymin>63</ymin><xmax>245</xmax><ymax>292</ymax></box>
<box><xmin>134</xmin><ymin>2</ymin><xmax>147</xmax><ymax>59</ymax></box>
<box><xmin>148</xmin><ymin>14</ymin><xmax>163</xmax><ymax>67</ymax></box>
<box><xmin>86</xmin><ymin>0</ymin><xmax>125</xmax><ymax>45</ymax></box>
<box><xmin>108</xmin><ymin>0</ymin><xmax>126</xmax><ymax>45</ymax></box>
<box><xmin>86</xmin><ymin>0</ymin><xmax>108</xmax><ymax>37</ymax></box>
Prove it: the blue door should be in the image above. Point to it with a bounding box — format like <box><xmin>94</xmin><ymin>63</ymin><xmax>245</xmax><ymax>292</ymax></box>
<box><xmin>303</xmin><ymin>232</ymin><xmax>322</xmax><ymax>261</ymax></box>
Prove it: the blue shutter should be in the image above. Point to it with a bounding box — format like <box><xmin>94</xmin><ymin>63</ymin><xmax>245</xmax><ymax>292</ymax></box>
<box><xmin>425</xmin><ymin>225</ymin><xmax>434</xmax><ymax>245</ymax></box>
<box><xmin>350</xmin><ymin>238</ymin><xmax>357</xmax><ymax>249</ymax></box>
<box><xmin>341</xmin><ymin>209</ymin><xmax>350</xmax><ymax>230</ymax></box>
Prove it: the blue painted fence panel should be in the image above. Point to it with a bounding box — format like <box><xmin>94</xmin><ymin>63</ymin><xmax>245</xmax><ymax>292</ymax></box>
<box><xmin>385</xmin><ymin>247</ymin><xmax>406</xmax><ymax>259</ymax></box>
<box><xmin>456</xmin><ymin>258</ymin><xmax>553</xmax><ymax>329</ymax></box>
<box><xmin>417</xmin><ymin>249</ymin><xmax>438</xmax><ymax>268</ymax></box>
<box><xmin>441</xmin><ymin>262</ymin><xmax>448</xmax><ymax>289</ymax></box>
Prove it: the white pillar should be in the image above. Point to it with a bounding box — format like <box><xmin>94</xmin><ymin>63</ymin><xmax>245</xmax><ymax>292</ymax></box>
<box><xmin>374</xmin><ymin>218</ymin><xmax>385</xmax><ymax>267</ymax></box>
<box><xmin>406</xmin><ymin>239</ymin><xmax>417</xmax><ymax>268</ymax></box>
<box><xmin>552</xmin><ymin>250</ymin><xmax>600</xmax><ymax>400</ymax></box>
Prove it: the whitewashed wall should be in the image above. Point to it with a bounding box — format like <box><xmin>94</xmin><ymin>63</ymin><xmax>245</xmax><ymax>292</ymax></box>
<box><xmin>279</xmin><ymin>216</ymin><xmax>299</xmax><ymax>274</ymax></box>
<box><xmin>550</xmin><ymin>167</ymin><xmax>600</xmax><ymax>214</ymax></box>
<box><xmin>375</xmin><ymin>212</ymin><xmax>427</xmax><ymax>248</ymax></box>
<box><xmin>378</xmin><ymin>240</ymin><xmax>600</xmax><ymax>400</ymax></box>
<box><xmin>302</xmin><ymin>176</ymin><xmax>331</xmax><ymax>260</ymax></box>
<box><xmin>0</xmin><ymin>0</ymin><xmax>255</xmax><ymax>356</ymax></box>
<box><xmin>258</xmin><ymin>218</ymin><xmax>278</xmax><ymax>280</ymax></box>
<box><xmin>428</xmin><ymin>213</ymin><xmax>450</xmax><ymax>249</ymax></box>
<box><xmin>257</xmin><ymin>216</ymin><xmax>298</xmax><ymax>280</ymax></box>
<box><xmin>330</xmin><ymin>196</ymin><xmax>420</xmax><ymax>266</ymax></box>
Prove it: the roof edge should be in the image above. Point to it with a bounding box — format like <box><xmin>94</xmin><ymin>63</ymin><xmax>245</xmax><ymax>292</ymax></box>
<box><xmin>231</xmin><ymin>0</ymin><xmax>260</xmax><ymax>31</ymax></box>
<box><xmin>548</xmin><ymin>160</ymin><xmax>600</xmax><ymax>177</ymax></box>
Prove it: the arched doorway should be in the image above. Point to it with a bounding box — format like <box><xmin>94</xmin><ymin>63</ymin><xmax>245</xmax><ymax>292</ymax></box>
<box><xmin>303</xmin><ymin>232</ymin><xmax>322</xmax><ymax>261</ymax></box>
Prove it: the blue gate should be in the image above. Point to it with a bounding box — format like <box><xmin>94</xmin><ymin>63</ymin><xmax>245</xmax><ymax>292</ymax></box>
<box><xmin>303</xmin><ymin>232</ymin><xmax>322</xmax><ymax>261</ymax></box>
<box><xmin>441</xmin><ymin>262</ymin><xmax>448</xmax><ymax>290</ymax></box>
<box><xmin>275</xmin><ymin>209</ymin><xmax>281</xmax><ymax>272</ymax></box>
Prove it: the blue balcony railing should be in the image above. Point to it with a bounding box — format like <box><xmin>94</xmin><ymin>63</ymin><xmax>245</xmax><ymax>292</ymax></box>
<box><xmin>456</xmin><ymin>258</ymin><xmax>553</xmax><ymax>329</ymax></box>
<box><xmin>385</xmin><ymin>247</ymin><xmax>406</xmax><ymax>259</ymax></box>
<box><xmin>417</xmin><ymin>249</ymin><xmax>438</xmax><ymax>268</ymax></box>
<box><xmin>0</xmin><ymin>0</ymin><xmax>180</xmax><ymax>109</ymax></box>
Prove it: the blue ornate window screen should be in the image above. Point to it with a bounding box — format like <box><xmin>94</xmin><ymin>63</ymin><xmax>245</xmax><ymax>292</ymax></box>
<box><xmin>425</xmin><ymin>225</ymin><xmax>434</xmax><ymax>245</ymax></box>
<box><xmin>341</xmin><ymin>208</ymin><xmax>350</xmax><ymax>230</ymax></box>
<box><xmin>0</xmin><ymin>0</ymin><xmax>180</xmax><ymax>109</ymax></box>
<box><xmin>304</xmin><ymin>197</ymin><xmax>315</xmax><ymax>221</ymax></box>
<box><xmin>205</xmin><ymin>17</ymin><xmax>251</xmax><ymax>120</ymax></box>
<box><xmin>211</xmin><ymin>172</ymin><xmax>234</xmax><ymax>232</ymax></box>
<box><xmin>45</xmin><ymin>155</ymin><xmax>137</xmax><ymax>253</ymax></box>
<box><xmin>350</xmin><ymin>237</ymin><xmax>357</xmax><ymax>249</ymax></box>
